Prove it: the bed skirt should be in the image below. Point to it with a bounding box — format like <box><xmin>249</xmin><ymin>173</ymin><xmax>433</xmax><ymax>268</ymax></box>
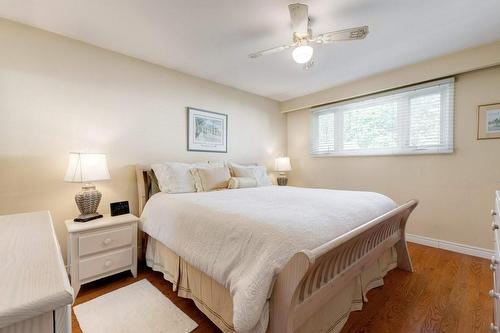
<box><xmin>145</xmin><ymin>236</ymin><xmax>398</xmax><ymax>333</ymax></box>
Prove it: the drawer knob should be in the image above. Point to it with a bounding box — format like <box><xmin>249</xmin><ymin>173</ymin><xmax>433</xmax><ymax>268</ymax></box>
<box><xmin>493</xmin><ymin>210</ymin><xmax>498</xmax><ymax>217</ymax></box>
<box><xmin>493</xmin><ymin>256</ymin><xmax>499</xmax><ymax>265</ymax></box>
<box><xmin>491</xmin><ymin>264</ymin><xmax>497</xmax><ymax>272</ymax></box>
<box><xmin>104</xmin><ymin>259</ymin><xmax>112</xmax><ymax>268</ymax></box>
<box><xmin>491</xmin><ymin>323</ymin><xmax>499</xmax><ymax>332</ymax></box>
<box><xmin>103</xmin><ymin>238</ymin><xmax>112</xmax><ymax>245</ymax></box>
<box><xmin>489</xmin><ymin>289</ymin><xmax>500</xmax><ymax>299</ymax></box>
<box><xmin>492</xmin><ymin>221</ymin><xmax>499</xmax><ymax>231</ymax></box>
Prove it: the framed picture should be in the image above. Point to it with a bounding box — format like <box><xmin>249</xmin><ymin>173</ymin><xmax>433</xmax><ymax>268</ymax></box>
<box><xmin>478</xmin><ymin>103</ymin><xmax>500</xmax><ymax>140</ymax></box>
<box><xmin>187</xmin><ymin>107</ymin><xmax>228</xmax><ymax>152</ymax></box>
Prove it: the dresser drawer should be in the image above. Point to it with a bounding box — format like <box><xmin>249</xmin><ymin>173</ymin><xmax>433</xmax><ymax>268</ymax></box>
<box><xmin>79</xmin><ymin>226</ymin><xmax>132</xmax><ymax>256</ymax></box>
<box><xmin>495</xmin><ymin>199</ymin><xmax>500</xmax><ymax>228</ymax></box>
<box><xmin>493</xmin><ymin>288</ymin><xmax>500</xmax><ymax>333</ymax></box>
<box><xmin>79</xmin><ymin>247</ymin><xmax>132</xmax><ymax>280</ymax></box>
<box><xmin>494</xmin><ymin>256</ymin><xmax>500</xmax><ymax>291</ymax></box>
<box><xmin>491</xmin><ymin>265</ymin><xmax>500</xmax><ymax>331</ymax></box>
<box><xmin>492</xmin><ymin>202</ymin><xmax>500</xmax><ymax>242</ymax></box>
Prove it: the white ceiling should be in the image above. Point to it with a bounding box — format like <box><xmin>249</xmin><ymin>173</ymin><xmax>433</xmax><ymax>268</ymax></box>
<box><xmin>1</xmin><ymin>0</ymin><xmax>500</xmax><ymax>101</ymax></box>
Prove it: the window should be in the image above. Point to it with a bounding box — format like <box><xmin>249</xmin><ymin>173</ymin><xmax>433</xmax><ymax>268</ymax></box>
<box><xmin>311</xmin><ymin>78</ymin><xmax>454</xmax><ymax>156</ymax></box>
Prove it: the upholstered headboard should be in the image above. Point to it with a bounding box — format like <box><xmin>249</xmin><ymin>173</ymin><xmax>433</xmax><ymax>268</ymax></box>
<box><xmin>135</xmin><ymin>164</ymin><xmax>152</xmax><ymax>216</ymax></box>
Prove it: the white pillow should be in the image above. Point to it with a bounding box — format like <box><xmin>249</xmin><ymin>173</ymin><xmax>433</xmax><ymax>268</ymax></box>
<box><xmin>228</xmin><ymin>162</ymin><xmax>272</xmax><ymax>186</ymax></box>
<box><xmin>151</xmin><ymin>162</ymin><xmax>196</xmax><ymax>193</ymax></box>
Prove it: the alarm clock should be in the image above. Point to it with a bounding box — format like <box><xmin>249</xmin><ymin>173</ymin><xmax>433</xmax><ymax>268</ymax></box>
<box><xmin>110</xmin><ymin>201</ymin><xmax>130</xmax><ymax>217</ymax></box>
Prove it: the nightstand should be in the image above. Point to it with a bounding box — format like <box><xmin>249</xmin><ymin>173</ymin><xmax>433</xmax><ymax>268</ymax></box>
<box><xmin>65</xmin><ymin>214</ymin><xmax>138</xmax><ymax>296</ymax></box>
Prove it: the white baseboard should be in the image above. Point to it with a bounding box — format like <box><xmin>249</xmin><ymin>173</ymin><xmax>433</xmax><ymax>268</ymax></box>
<box><xmin>406</xmin><ymin>233</ymin><xmax>493</xmax><ymax>259</ymax></box>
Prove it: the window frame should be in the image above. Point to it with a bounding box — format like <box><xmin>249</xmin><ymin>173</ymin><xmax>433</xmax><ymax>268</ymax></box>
<box><xmin>310</xmin><ymin>77</ymin><xmax>455</xmax><ymax>157</ymax></box>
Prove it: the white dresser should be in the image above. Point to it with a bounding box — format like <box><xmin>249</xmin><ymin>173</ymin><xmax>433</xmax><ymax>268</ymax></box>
<box><xmin>65</xmin><ymin>214</ymin><xmax>138</xmax><ymax>297</ymax></box>
<box><xmin>0</xmin><ymin>211</ymin><xmax>73</xmax><ymax>333</ymax></box>
<box><xmin>491</xmin><ymin>191</ymin><xmax>500</xmax><ymax>332</ymax></box>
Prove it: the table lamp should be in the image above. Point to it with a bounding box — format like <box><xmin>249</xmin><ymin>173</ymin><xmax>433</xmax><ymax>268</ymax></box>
<box><xmin>64</xmin><ymin>153</ymin><xmax>110</xmax><ymax>222</ymax></box>
<box><xmin>275</xmin><ymin>157</ymin><xmax>292</xmax><ymax>186</ymax></box>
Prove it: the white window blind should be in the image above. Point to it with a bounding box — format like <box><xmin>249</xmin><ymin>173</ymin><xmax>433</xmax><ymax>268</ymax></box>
<box><xmin>311</xmin><ymin>77</ymin><xmax>454</xmax><ymax>156</ymax></box>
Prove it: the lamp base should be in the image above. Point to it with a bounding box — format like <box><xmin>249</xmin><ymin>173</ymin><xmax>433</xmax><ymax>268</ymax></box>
<box><xmin>74</xmin><ymin>213</ymin><xmax>103</xmax><ymax>222</ymax></box>
<box><xmin>277</xmin><ymin>175</ymin><xmax>288</xmax><ymax>186</ymax></box>
<box><xmin>74</xmin><ymin>184</ymin><xmax>103</xmax><ymax>222</ymax></box>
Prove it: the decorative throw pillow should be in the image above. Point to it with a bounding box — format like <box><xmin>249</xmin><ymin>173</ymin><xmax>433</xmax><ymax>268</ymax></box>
<box><xmin>228</xmin><ymin>177</ymin><xmax>258</xmax><ymax>189</ymax></box>
<box><xmin>228</xmin><ymin>162</ymin><xmax>272</xmax><ymax>186</ymax></box>
<box><xmin>191</xmin><ymin>166</ymin><xmax>231</xmax><ymax>192</ymax></box>
<box><xmin>151</xmin><ymin>162</ymin><xmax>196</xmax><ymax>193</ymax></box>
<box><xmin>190</xmin><ymin>161</ymin><xmax>224</xmax><ymax>192</ymax></box>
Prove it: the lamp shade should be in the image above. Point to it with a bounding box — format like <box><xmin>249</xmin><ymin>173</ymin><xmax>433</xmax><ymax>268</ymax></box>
<box><xmin>64</xmin><ymin>153</ymin><xmax>110</xmax><ymax>183</ymax></box>
<box><xmin>275</xmin><ymin>157</ymin><xmax>292</xmax><ymax>172</ymax></box>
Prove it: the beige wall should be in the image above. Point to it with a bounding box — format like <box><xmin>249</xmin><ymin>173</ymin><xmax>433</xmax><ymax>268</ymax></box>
<box><xmin>281</xmin><ymin>41</ymin><xmax>500</xmax><ymax>113</ymax></box>
<box><xmin>0</xmin><ymin>19</ymin><xmax>285</xmax><ymax>260</ymax></box>
<box><xmin>286</xmin><ymin>65</ymin><xmax>500</xmax><ymax>250</ymax></box>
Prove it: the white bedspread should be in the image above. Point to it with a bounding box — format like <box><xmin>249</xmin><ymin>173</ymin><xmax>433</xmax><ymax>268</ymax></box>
<box><xmin>141</xmin><ymin>186</ymin><xmax>396</xmax><ymax>332</ymax></box>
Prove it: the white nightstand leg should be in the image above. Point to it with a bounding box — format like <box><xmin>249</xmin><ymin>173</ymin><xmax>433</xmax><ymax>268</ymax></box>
<box><xmin>73</xmin><ymin>284</ymin><xmax>80</xmax><ymax>298</ymax></box>
<box><xmin>131</xmin><ymin>222</ymin><xmax>138</xmax><ymax>278</ymax></box>
<box><xmin>69</xmin><ymin>232</ymin><xmax>81</xmax><ymax>297</ymax></box>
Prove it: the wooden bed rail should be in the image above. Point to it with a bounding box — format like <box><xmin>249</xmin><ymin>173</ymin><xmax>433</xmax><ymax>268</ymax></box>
<box><xmin>269</xmin><ymin>200</ymin><xmax>418</xmax><ymax>332</ymax></box>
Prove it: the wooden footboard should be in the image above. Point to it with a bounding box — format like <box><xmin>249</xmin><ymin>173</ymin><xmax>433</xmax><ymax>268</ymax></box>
<box><xmin>269</xmin><ymin>200</ymin><xmax>418</xmax><ymax>333</ymax></box>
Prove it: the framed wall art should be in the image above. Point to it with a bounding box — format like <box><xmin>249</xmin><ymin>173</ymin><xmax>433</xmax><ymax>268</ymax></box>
<box><xmin>187</xmin><ymin>107</ymin><xmax>228</xmax><ymax>152</ymax></box>
<box><xmin>477</xmin><ymin>103</ymin><xmax>500</xmax><ymax>140</ymax></box>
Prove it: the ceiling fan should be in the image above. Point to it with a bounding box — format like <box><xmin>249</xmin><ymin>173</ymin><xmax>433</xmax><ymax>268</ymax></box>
<box><xmin>248</xmin><ymin>3</ymin><xmax>369</xmax><ymax>69</ymax></box>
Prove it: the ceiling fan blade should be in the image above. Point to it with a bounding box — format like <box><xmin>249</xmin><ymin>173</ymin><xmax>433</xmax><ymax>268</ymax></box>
<box><xmin>314</xmin><ymin>26</ymin><xmax>369</xmax><ymax>43</ymax></box>
<box><xmin>248</xmin><ymin>43</ymin><xmax>295</xmax><ymax>58</ymax></box>
<box><xmin>288</xmin><ymin>3</ymin><xmax>309</xmax><ymax>38</ymax></box>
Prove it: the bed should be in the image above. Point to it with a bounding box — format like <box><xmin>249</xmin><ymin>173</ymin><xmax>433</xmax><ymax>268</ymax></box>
<box><xmin>136</xmin><ymin>165</ymin><xmax>417</xmax><ymax>333</ymax></box>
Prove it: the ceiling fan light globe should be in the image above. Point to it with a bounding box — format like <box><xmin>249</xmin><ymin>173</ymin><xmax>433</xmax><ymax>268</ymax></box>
<box><xmin>292</xmin><ymin>45</ymin><xmax>313</xmax><ymax>64</ymax></box>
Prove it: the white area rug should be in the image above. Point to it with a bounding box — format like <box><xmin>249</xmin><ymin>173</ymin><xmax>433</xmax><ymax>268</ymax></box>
<box><xmin>74</xmin><ymin>279</ymin><xmax>198</xmax><ymax>333</ymax></box>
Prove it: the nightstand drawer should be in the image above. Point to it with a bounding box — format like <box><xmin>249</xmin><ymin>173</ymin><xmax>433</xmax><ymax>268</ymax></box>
<box><xmin>79</xmin><ymin>226</ymin><xmax>132</xmax><ymax>256</ymax></box>
<box><xmin>79</xmin><ymin>247</ymin><xmax>132</xmax><ymax>280</ymax></box>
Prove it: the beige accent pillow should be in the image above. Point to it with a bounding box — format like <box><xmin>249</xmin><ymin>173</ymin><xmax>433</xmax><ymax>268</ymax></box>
<box><xmin>192</xmin><ymin>166</ymin><xmax>231</xmax><ymax>192</ymax></box>
<box><xmin>190</xmin><ymin>161</ymin><xmax>224</xmax><ymax>192</ymax></box>
<box><xmin>228</xmin><ymin>177</ymin><xmax>258</xmax><ymax>189</ymax></box>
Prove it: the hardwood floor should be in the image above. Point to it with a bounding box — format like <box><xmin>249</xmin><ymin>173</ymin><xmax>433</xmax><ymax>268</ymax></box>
<box><xmin>72</xmin><ymin>243</ymin><xmax>493</xmax><ymax>333</ymax></box>
<box><xmin>341</xmin><ymin>243</ymin><xmax>492</xmax><ymax>332</ymax></box>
